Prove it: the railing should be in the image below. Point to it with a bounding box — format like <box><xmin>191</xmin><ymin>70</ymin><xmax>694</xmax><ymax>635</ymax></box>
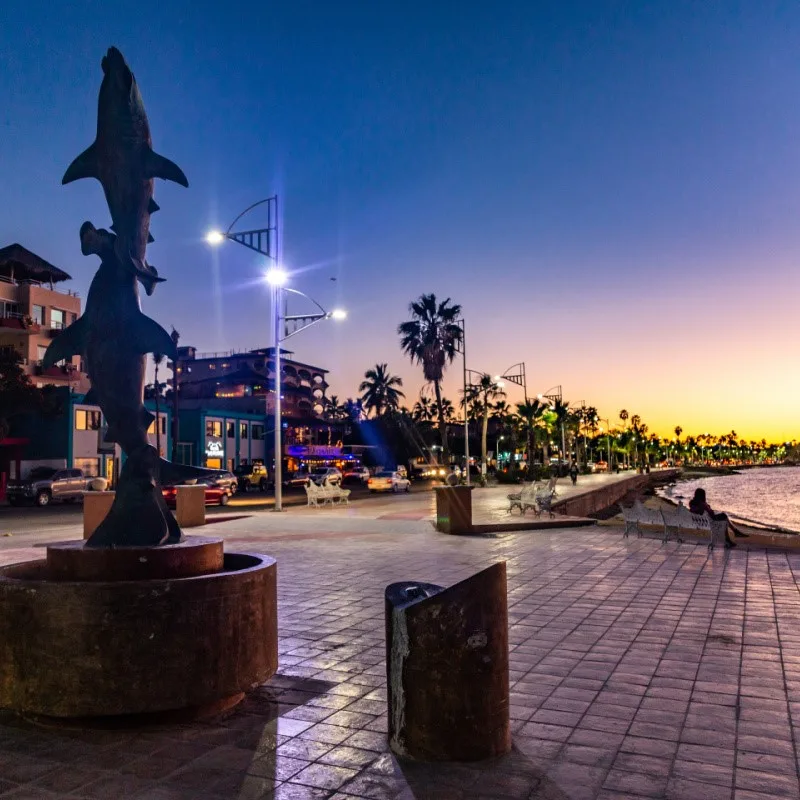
<box><xmin>0</xmin><ymin>275</ymin><xmax>79</xmax><ymax>296</ymax></box>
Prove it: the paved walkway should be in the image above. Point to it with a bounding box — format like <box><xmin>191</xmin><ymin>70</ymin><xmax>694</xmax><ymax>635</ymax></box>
<box><xmin>3</xmin><ymin>495</ymin><xmax>799</xmax><ymax>798</ymax></box>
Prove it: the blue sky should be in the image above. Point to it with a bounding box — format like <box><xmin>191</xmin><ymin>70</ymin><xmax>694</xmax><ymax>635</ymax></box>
<box><xmin>2</xmin><ymin>1</ymin><xmax>800</xmax><ymax>437</ymax></box>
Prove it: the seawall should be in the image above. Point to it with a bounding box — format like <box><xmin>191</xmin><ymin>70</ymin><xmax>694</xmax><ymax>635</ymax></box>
<box><xmin>551</xmin><ymin>469</ymin><xmax>681</xmax><ymax>518</ymax></box>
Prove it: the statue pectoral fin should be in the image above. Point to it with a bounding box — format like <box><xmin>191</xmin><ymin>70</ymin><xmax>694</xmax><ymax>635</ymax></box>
<box><xmin>143</xmin><ymin>148</ymin><xmax>189</xmax><ymax>187</ymax></box>
<box><xmin>134</xmin><ymin>312</ymin><xmax>177</xmax><ymax>360</ymax></box>
<box><xmin>42</xmin><ymin>316</ymin><xmax>87</xmax><ymax>368</ymax></box>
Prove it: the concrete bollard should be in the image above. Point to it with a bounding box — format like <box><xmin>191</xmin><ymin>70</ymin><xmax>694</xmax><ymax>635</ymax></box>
<box><xmin>83</xmin><ymin>491</ymin><xmax>116</xmax><ymax>540</ymax></box>
<box><xmin>434</xmin><ymin>485</ymin><xmax>474</xmax><ymax>534</ymax></box>
<box><xmin>176</xmin><ymin>484</ymin><xmax>206</xmax><ymax>528</ymax></box>
<box><xmin>385</xmin><ymin>562</ymin><xmax>510</xmax><ymax>761</ymax></box>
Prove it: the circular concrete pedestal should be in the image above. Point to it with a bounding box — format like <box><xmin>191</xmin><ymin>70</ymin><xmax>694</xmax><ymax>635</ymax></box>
<box><xmin>0</xmin><ymin>540</ymin><xmax>277</xmax><ymax>720</ymax></box>
<box><xmin>46</xmin><ymin>536</ymin><xmax>224</xmax><ymax>581</ymax></box>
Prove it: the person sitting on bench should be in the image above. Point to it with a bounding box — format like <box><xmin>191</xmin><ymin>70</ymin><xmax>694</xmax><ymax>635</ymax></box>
<box><xmin>689</xmin><ymin>488</ymin><xmax>747</xmax><ymax>548</ymax></box>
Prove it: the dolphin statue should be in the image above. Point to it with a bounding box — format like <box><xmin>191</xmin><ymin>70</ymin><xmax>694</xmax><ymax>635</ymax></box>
<box><xmin>62</xmin><ymin>46</ymin><xmax>187</xmax><ymax>296</ymax></box>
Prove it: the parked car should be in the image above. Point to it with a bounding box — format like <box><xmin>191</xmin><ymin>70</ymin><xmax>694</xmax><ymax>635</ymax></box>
<box><xmin>343</xmin><ymin>467</ymin><xmax>370</xmax><ymax>484</ymax></box>
<box><xmin>6</xmin><ymin>467</ymin><xmax>106</xmax><ymax>507</ymax></box>
<box><xmin>282</xmin><ymin>470</ymin><xmax>313</xmax><ymax>489</ymax></box>
<box><xmin>161</xmin><ymin>481</ymin><xmax>230</xmax><ymax>507</ymax></box>
<box><xmin>418</xmin><ymin>465</ymin><xmax>447</xmax><ymax>480</ymax></box>
<box><xmin>368</xmin><ymin>470</ymin><xmax>411</xmax><ymax>493</ymax></box>
<box><xmin>234</xmin><ymin>463</ymin><xmax>269</xmax><ymax>492</ymax></box>
<box><xmin>309</xmin><ymin>468</ymin><xmax>343</xmax><ymax>485</ymax></box>
<box><xmin>209</xmin><ymin>470</ymin><xmax>239</xmax><ymax>494</ymax></box>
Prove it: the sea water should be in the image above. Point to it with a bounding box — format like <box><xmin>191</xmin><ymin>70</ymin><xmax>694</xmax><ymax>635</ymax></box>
<box><xmin>659</xmin><ymin>466</ymin><xmax>800</xmax><ymax>533</ymax></box>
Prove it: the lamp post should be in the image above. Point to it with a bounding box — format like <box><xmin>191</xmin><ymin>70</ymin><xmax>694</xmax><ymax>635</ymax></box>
<box><xmin>206</xmin><ymin>197</ymin><xmax>346</xmax><ymax>511</ymax></box>
<box><xmin>455</xmin><ymin>319</ymin><xmax>469</xmax><ymax>485</ymax></box>
<box><xmin>537</xmin><ymin>386</ymin><xmax>564</xmax><ymax>465</ymax></box>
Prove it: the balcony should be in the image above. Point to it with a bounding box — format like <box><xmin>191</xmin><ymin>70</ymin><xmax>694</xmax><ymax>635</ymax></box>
<box><xmin>0</xmin><ymin>312</ymin><xmax>41</xmax><ymax>335</ymax></box>
<box><xmin>34</xmin><ymin>361</ymin><xmax>76</xmax><ymax>379</ymax></box>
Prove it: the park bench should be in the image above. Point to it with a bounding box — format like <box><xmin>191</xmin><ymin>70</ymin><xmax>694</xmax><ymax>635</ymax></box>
<box><xmin>305</xmin><ymin>480</ymin><xmax>351</xmax><ymax>507</ymax></box>
<box><xmin>620</xmin><ymin>499</ymin><xmax>666</xmax><ymax>539</ymax></box>
<box><xmin>508</xmin><ymin>482</ymin><xmax>540</xmax><ymax>514</ymax></box>
<box><xmin>660</xmin><ymin>503</ymin><xmax>727</xmax><ymax>550</ymax></box>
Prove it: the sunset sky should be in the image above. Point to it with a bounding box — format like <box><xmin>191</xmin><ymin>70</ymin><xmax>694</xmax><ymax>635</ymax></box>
<box><xmin>2</xmin><ymin>1</ymin><xmax>799</xmax><ymax>441</ymax></box>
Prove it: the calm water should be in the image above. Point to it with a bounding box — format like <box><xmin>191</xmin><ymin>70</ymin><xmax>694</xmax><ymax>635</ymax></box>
<box><xmin>659</xmin><ymin>466</ymin><xmax>800</xmax><ymax>533</ymax></box>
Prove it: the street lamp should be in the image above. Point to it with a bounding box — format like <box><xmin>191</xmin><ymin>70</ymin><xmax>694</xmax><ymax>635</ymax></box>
<box><xmin>207</xmin><ymin>196</ymin><xmax>346</xmax><ymax>511</ymax></box>
<box><xmin>537</xmin><ymin>386</ymin><xmax>565</xmax><ymax>465</ymax></box>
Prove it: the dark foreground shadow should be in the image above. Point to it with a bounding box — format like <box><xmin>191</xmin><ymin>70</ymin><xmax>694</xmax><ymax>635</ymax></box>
<box><xmin>0</xmin><ymin>674</ymin><xmax>334</xmax><ymax>798</ymax></box>
<box><xmin>397</xmin><ymin>744</ymin><xmax>572</xmax><ymax>800</ymax></box>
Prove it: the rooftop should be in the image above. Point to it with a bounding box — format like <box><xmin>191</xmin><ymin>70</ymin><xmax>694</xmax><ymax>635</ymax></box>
<box><xmin>0</xmin><ymin>243</ymin><xmax>72</xmax><ymax>285</ymax></box>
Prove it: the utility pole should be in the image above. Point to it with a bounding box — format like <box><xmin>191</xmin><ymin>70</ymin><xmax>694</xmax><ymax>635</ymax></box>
<box><xmin>170</xmin><ymin>327</ymin><xmax>180</xmax><ymax>463</ymax></box>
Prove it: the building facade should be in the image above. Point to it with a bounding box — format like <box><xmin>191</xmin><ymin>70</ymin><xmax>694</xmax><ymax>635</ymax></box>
<box><xmin>10</xmin><ymin>389</ymin><xmax>168</xmax><ymax>485</ymax></box>
<box><xmin>173</xmin><ymin>346</ymin><xmax>328</xmax><ymax>418</ymax></box>
<box><xmin>0</xmin><ymin>243</ymin><xmax>89</xmax><ymax>392</ymax></box>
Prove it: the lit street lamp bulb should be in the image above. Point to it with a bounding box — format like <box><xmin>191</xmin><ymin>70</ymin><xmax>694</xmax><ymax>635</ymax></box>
<box><xmin>265</xmin><ymin>268</ymin><xmax>289</xmax><ymax>287</ymax></box>
<box><xmin>330</xmin><ymin>309</ymin><xmax>347</xmax><ymax>320</ymax></box>
<box><xmin>205</xmin><ymin>230</ymin><xmax>224</xmax><ymax>246</ymax></box>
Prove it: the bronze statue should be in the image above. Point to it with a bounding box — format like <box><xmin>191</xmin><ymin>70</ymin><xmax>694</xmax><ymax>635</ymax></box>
<box><xmin>44</xmin><ymin>47</ymin><xmax>195</xmax><ymax>547</ymax></box>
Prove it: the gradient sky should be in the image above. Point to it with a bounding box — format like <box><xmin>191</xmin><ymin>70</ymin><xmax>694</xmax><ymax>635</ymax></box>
<box><xmin>2</xmin><ymin>1</ymin><xmax>800</xmax><ymax>441</ymax></box>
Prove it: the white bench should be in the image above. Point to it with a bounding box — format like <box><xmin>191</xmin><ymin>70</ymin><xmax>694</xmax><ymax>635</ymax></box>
<box><xmin>533</xmin><ymin>489</ymin><xmax>555</xmax><ymax>518</ymax></box>
<box><xmin>508</xmin><ymin>483</ymin><xmax>540</xmax><ymax>514</ymax></box>
<box><xmin>620</xmin><ymin>500</ymin><xmax>728</xmax><ymax>549</ymax></box>
<box><xmin>305</xmin><ymin>480</ymin><xmax>351</xmax><ymax>507</ymax></box>
<box><xmin>660</xmin><ymin>503</ymin><xmax>727</xmax><ymax>550</ymax></box>
<box><xmin>620</xmin><ymin>499</ymin><xmax>665</xmax><ymax>540</ymax></box>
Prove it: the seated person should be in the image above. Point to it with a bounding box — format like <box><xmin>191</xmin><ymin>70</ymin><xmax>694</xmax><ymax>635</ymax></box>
<box><xmin>688</xmin><ymin>488</ymin><xmax>747</xmax><ymax>548</ymax></box>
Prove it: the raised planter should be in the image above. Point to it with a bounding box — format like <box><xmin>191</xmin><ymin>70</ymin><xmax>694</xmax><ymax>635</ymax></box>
<box><xmin>0</xmin><ymin>538</ymin><xmax>277</xmax><ymax>720</ymax></box>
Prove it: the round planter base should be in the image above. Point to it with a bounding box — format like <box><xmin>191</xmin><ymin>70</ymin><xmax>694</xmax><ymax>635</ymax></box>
<box><xmin>0</xmin><ymin>541</ymin><xmax>277</xmax><ymax>720</ymax></box>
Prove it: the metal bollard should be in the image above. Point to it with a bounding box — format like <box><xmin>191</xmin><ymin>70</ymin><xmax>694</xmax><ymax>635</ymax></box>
<box><xmin>385</xmin><ymin>562</ymin><xmax>510</xmax><ymax>761</ymax></box>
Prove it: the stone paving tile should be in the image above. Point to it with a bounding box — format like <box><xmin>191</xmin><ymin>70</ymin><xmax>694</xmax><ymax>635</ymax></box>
<box><xmin>5</xmin><ymin>523</ymin><xmax>800</xmax><ymax>798</ymax></box>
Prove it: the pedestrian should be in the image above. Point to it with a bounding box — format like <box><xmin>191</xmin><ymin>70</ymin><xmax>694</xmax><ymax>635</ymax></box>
<box><xmin>569</xmin><ymin>461</ymin><xmax>578</xmax><ymax>485</ymax></box>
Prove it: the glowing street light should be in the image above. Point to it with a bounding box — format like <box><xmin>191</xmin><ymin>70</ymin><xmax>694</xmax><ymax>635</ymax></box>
<box><xmin>206</xmin><ymin>195</ymin><xmax>346</xmax><ymax>511</ymax></box>
<box><xmin>265</xmin><ymin>267</ymin><xmax>289</xmax><ymax>287</ymax></box>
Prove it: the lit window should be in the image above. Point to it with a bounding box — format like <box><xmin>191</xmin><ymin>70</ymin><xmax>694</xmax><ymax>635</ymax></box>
<box><xmin>208</xmin><ymin>364</ymin><xmax>216</xmax><ymax>370</ymax></box>
<box><xmin>240</xmin><ymin>422</ymin><xmax>248</xmax><ymax>440</ymax></box>
<box><xmin>75</xmin><ymin>409</ymin><xmax>101</xmax><ymax>430</ymax></box>
<box><xmin>205</xmin><ymin>420</ymin><xmax>222</xmax><ymax>438</ymax></box>
<box><xmin>51</xmin><ymin>309</ymin><xmax>65</xmax><ymax>330</ymax></box>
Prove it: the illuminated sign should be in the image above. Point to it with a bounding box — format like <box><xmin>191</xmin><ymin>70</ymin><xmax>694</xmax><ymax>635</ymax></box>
<box><xmin>286</xmin><ymin>444</ymin><xmax>343</xmax><ymax>458</ymax></box>
<box><xmin>205</xmin><ymin>440</ymin><xmax>223</xmax><ymax>458</ymax></box>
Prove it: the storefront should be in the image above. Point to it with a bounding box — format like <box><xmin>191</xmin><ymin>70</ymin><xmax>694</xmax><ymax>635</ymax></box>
<box><xmin>10</xmin><ymin>389</ymin><xmax>168</xmax><ymax>485</ymax></box>
<box><xmin>177</xmin><ymin>408</ymin><xmax>266</xmax><ymax>470</ymax></box>
<box><xmin>284</xmin><ymin>444</ymin><xmax>361</xmax><ymax>474</ymax></box>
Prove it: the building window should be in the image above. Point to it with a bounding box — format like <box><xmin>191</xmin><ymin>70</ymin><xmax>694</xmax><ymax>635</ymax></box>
<box><xmin>252</xmin><ymin>424</ymin><xmax>265</xmax><ymax>441</ymax></box>
<box><xmin>75</xmin><ymin>409</ymin><xmax>101</xmax><ymax>431</ymax></box>
<box><xmin>240</xmin><ymin>422</ymin><xmax>248</xmax><ymax>440</ymax></box>
<box><xmin>31</xmin><ymin>305</ymin><xmax>44</xmax><ymax>325</ymax></box>
<box><xmin>51</xmin><ymin>309</ymin><xmax>65</xmax><ymax>330</ymax></box>
<box><xmin>37</xmin><ymin>345</ymin><xmax>47</xmax><ymax>363</ymax></box>
<box><xmin>205</xmin><ymin>420</ymin><xmax>222</xmax><ymax>438</ymax></box>
<box><xmin>147</xmin><ymin>417</ymin><xmax>167</xmax><ymax>435</ymax></box>
<box><xmin>227</xmin><ymin>421</ymin><xmax>235</xmax><ymax>438</ymax></box>
<box><xmin>74</xmin><ymin>457</ymin><xmax>100</xmax><ymax>477</ymax></box>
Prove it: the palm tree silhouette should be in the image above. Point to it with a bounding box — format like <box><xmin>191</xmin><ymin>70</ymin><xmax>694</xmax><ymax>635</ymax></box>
<box><xmin>359</xmin><ymin>363</ymin><xmax>405</xmax><ymax>417</ymax></box>
<box><xmin>398</xmin><ymin>294</ymin><xmax>462</xmax><ymax>460</ymax></box>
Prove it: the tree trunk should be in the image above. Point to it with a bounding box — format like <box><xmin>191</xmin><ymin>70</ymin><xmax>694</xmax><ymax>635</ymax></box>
<box><xmin>481</xmin><ymin>408</ymin><xmax>489</xmax><ymax>476</ymax></box>
<box><xmin>433</xmin><ymin>379</ymin><xmax>449</xmax><ymax>463</ymax></box>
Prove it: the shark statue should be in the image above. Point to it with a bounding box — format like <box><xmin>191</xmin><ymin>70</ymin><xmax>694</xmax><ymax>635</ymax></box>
<box><xmin>62</xmin><ymin>46</ymin><xmax>187</xmax><ymax>295</ymax></box>
<box><xmin>44</xmin><ymin>47</ymin><xmax>201</xmax><ymax>547</ymax></box>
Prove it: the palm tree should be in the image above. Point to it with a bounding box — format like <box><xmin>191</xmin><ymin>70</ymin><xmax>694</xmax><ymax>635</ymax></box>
<box><xmin>412</xmin><ymin>396</ymin><xmax>435</xmax><ymax>423</ymax></box>
<box><xmin>465</xmin><ymin>374</ymin><xmax>506</xmax><ymax>476</ymax></box>
<box><xmin>619</xmin><ymin>409</ymin><xmax>629</xmax><ymax>429</ymax></box>
<box><xmin>440</xmin><ymin>397</ymin><xmax>456</xmax><ymax>424</ymax></box>
<box><xmin>398</xmin><ymin>294</ymin><xmax>462</xmax><ymax>460</ymax></box>
<box><xmin>324</xmin><ymin>395</ymin><xmax>348</xmax><ymax>422</ymax></box>
<box><xmin>359</xmin><ymin>363</ymin><xmax>405</xmax><ymax>417</ymax></box>
<box><xmin>553</xmin><ymin>399</ymin><xmax>571</xmax><ymax>464</ymax></box>
<box><xmin>516</xmin><ymin>399</ymin><xmax>546</xmax><ymax>470</ymax></box>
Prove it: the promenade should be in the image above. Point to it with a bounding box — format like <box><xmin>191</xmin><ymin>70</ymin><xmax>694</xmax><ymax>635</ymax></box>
<box><xmin>1</xmin><ymin>478</ymin><xmax>799</xmax><ymax>799</ymax></box>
